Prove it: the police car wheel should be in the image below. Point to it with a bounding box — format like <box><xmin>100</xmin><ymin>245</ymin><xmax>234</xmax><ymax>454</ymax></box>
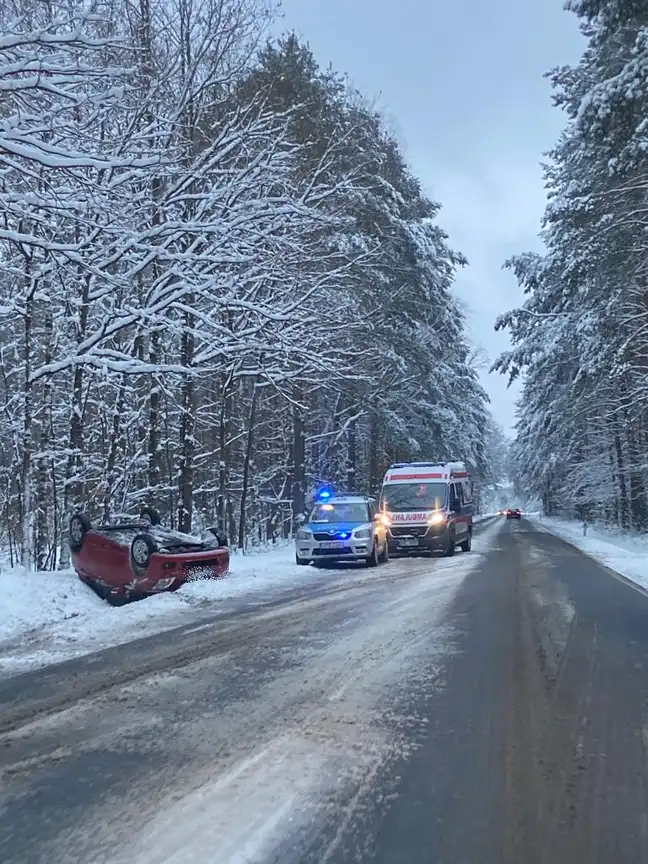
<box><xmin>366</xmin><ymin>542</ymin><xmax>379</xmax><ymax>567</ymax></box>
<box><xmin>295</xmin><ymin>554</ymin><xmax>310</xmax><ymax>566</ymax></box>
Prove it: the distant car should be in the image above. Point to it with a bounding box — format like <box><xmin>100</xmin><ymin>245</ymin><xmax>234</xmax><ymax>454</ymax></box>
<box><xmin>295</xmin><ymin>493</ymin><xmax>388</xmax><ymax>567</ymax></box>
<box><xmin>69</xmin><ymin>509</ymin><xmax>229</xmax><ymax>605</ymax></box>
<box><xmin>506</xmin><ymin>508</ymin><xmax>522</xmax><ymax>519</ymax></box>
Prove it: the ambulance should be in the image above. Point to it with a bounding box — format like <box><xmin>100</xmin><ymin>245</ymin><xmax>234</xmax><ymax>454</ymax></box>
<box><xmin>379</xmin><ymin>461</ymin><xmax>473</xmax><ymax>556</ymax></box>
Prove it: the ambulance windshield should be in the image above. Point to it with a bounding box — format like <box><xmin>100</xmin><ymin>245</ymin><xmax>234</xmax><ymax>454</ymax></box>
<box><xmin>381</xmin><ymin>482</ymin><xmax>447</xmax><ymax>512</ymax></box>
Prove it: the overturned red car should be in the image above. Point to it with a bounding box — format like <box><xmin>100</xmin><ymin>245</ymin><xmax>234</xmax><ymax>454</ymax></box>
<box><xmin>69</xmin><ymin>509</ymin><xmax>229</xmax><ymax>605</ymax></box>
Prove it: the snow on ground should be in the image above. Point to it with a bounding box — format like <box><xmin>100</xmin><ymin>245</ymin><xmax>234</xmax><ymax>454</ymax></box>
<box><xmin>1</xmin><ymin>515</ymin><xmax>497</xmax><ymax>678</ymax></box>
<box><xmin>0</xmin><ymin>545</ymin><xmax>307</xmax><ymax>676</ymax></box>
<box><xmin>529</xmin><ymin>514</ymin><xmax>648</xmax><ymax>592</ymax></box>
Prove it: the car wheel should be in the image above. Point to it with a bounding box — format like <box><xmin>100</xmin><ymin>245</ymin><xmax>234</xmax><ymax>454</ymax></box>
<box><xmin>295</xmin><ymin>554</ymin><xmax>310</xmax><ymax>566</ymax></box>
<box><xmin>460</xmin><ymin>529</ymin><xmax>472</xmax><ymax>553</ymax></box>
<box><xmin>206</xmin><ymin>526</ymin><xmax>228</xmax><ymax>547</ymax></box>
<box><xmin>443</xmin><ymin>532</ymin><xmax>456</xmax><ymax>557</ymax></box>
<box><xmin>130</xmin><ymin>532</ymin><xmax>157</xmax><ymax>575</ymax></box>
<box><xmin>379</xmin><ymin>539</ymin><xmax>389</xmax><ymax>563</ymax></box>
<box><xmin>139</xmin><ymin>506</ymin><xmax>161</xmax><ymax>526</ymax></box>
<box><xmin>69</xmin><ymin>512</ymin><xmax>91</xmax><ymax>553</ymax></box>
<box><xmin>366</xmin><ymin>541</ymin><xmax>379</xmax><ymax>567</ymax></box>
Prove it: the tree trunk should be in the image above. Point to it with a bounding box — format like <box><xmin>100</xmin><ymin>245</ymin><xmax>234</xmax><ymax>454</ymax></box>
<box><xmin>227</xmin><ymin>498</ymin><xmax>236</xmax><ymax>548</ymax></box>
<box><xmin>218</xmin><ymin>371</ymin><xmax>234</xmax><ymax>528</ymax></box>
<box><xmin>177</xmin><ymin>310</ymin><xmax>195</xmax><ymax>533</ymax></box>
<box><xmin>238</xmin><ymin>381</ymin><xmax>258</xmax><ymax>550</ymax></box>
<box><xmin>328</xmin><ymin>392</ymin><xmax>343</xmax><ymax>486</ymax></box>
<box><xmin>103</xmin><ymin>378</ymin><xmax>127</xmax><ymax>522</ymax></box>
<box><xmin>60</xmin><ymin>273</ymin><xmax>90</xmax><ymax>567</ymax></box>
<box><xmin>34</xmin><ymin>304</ymin><xmax>53</xmax><ymax>570</ymax></box>
<box><xmin>614</xmin><ymin>432</ymin><xmax>629</xmax><ymax>528</ymax></box>
<box><xmin>20</xmin><ymin>273</ymin><xmax>34</xmax><ymax>570</ymax></box>
<box><xmin>346</xmin><ymin>417</ymin><xmax>357</xmax><ymax>492</ymax></box>
<box><xmin>628</xmin><ymin>427</ymin><xmax>647</xmax><ymax>530</ymax></box>
<box><xmin>368</xmin><ymin>411</ymin><xmax>379</xmax><ymax>494</ymax></box>
<box><xmin>148</xmin><ymin>330</ymin><xmax>162</xmax><ymax>495</ymax></box>
<box><xmin>292</xmin><ymin>387</ymin><xmax>306</xmax><ymax>522</ymax></box>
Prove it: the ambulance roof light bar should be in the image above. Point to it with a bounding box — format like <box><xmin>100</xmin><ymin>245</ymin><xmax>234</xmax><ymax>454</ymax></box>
<box><xmin>389</xmin><ymin>461</ymin><xmax>442</xmax><ymax>469</ymax></box>
<box><xmin>388</xmin><ymin>461</ymin><xmax>467</xmax><ymax>472</ymax></box>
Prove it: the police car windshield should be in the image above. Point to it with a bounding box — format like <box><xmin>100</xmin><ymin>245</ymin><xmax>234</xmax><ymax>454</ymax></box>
<box><xmin>310</xmin><ymin>502</ymin><xmax>369</xmax><ymax>523</ymax></box>
<box><xmin>381</xmin><ymin>483</ymin><xmax>446</xmax><ymax>512</ymax></box>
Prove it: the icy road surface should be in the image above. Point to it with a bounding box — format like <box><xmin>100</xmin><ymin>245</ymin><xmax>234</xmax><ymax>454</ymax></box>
<box><xmin>4</xmin><ymin>517</ymin><xmax>648</xmax><ymax>862</ymax></box>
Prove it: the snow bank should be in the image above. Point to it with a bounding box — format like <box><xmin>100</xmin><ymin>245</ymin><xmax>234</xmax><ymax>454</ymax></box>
<box><xmin>1</xmin><ymin>517</ymin><xmax>499</xmax><ymax>677</ymax></box>
<box><xmin>0</xmin><ymin>545</ymin><xmax>307</xmax><ymax>675</ymax></box>
<box><xmin>529</xmin><ymin>515</ymin><xmax>648</xmax><ymax>592</ymax></box>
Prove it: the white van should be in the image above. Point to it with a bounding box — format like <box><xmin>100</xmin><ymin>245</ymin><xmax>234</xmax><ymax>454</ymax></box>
<box><xmin>379</xmin><ymin>461</ymin><xmax>473</xmax><ymax>556</ymax></box>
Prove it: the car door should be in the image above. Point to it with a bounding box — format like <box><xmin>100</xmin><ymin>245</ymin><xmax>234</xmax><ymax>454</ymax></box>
<box><xmin>449</xmin><ymin>483</ymin><xmax>466</xmax><ymax>539</ymax></box>
<box><xmin>462</xmin><ymin>479</ymin><xmax>473</xmax><ymax>531</ymax></box>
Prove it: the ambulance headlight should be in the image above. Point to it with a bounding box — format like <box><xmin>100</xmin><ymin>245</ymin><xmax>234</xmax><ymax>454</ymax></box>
<box><xmin>428</xmin><ymin>512</ymin><xmax>446</xmax><ymax>525</ymax></box>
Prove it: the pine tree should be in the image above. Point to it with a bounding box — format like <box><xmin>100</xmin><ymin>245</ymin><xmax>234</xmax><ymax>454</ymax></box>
<box><xmin>496</xmin><ymin>0</ymin><xmax>648</xmax><ymax>527</ymax></box>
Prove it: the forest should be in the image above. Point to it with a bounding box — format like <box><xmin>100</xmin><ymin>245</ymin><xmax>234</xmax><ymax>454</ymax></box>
<box><xmin>0</xmin><ymin>0</ymin><xmax>494</xmax><ymax>569</ymax></box>
<box><xmin>496</xmin><ymin>0</ymin><xmax>648</xmax><ymax>530</ymax></box>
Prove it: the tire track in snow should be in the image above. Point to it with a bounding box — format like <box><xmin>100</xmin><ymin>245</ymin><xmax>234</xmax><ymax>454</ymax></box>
<box><xmin>0</xmin><ymin>521</ymin><xmax>504</xmax><ymax>864</ymax></box>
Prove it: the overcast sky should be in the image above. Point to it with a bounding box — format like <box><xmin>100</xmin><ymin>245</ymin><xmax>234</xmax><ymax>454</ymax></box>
<box><xmin>274</xmin><ymin>0</ymin><xmax>584</xmax><ymax>435</ymax></box>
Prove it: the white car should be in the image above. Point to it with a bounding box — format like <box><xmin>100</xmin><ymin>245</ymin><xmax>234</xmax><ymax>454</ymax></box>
<box><xmin>295</xmin><ymin>494</ymin><xmax>389</xmax><ymax>567</ymax></box>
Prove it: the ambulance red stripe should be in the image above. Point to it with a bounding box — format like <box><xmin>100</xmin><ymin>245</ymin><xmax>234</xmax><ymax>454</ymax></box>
<box><xmin>386</xmin><ymin>472</ymin><xmax>444</xmax><ymax>480</ymax></box>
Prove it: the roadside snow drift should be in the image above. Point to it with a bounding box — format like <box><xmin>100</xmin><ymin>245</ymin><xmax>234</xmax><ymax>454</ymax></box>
<box><xmin>0</xmin><ymin>546</ymin><xmax>307</xmax><ymax>676</ymax></box>
<box><xmin>529</xmin><ymin>515</ymin><xmax>648</xmax><ymax>593</ymax></box>
<box><xmin>1</xmin><ymin>517</ymin><xmax>499</xmax><ymax>678</ymax></box>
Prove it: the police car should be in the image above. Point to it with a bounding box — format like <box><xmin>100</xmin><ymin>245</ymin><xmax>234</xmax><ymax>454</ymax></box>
<box><xmin>295</xmin><ymin>491</ymin><xmax>389</xmax><ymax>567</ymax></box>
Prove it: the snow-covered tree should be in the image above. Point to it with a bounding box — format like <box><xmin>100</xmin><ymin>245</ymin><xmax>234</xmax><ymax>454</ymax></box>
<box><xmin>0</xmin><ymin>9</ymin><xmax>492</xmax><ymax>567</ymax></box>
<box><xmin>496</xmin><ymin>0</ymin><xmax>648</xmax><ymax>528</ymax></box>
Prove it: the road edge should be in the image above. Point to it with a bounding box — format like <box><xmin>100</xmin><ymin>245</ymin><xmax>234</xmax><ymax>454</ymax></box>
<box><xmin>526</xmin><ymin>517</ymin><xmax>648</xmax><ymax>602</ymax></box>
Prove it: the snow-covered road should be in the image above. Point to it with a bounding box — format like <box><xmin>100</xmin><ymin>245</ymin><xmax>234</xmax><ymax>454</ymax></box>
<box><xmin>0</xmin><ymin>520</ymin><xmax>499</xmax><ymax>863</ymax></box>
<box><xmin>1</xmin><ymin>545</ymin><xmax>315</xmax><ymax>677</ymax></box>
<box><xmin>6</xmin><ymin>515</ymin><xmax>648</xmax><ymax>863</ymax></box>
<box><xmin>0</xmin><ymin>515</ymin><xmax>496</xmax><ymax>678</ymax></box>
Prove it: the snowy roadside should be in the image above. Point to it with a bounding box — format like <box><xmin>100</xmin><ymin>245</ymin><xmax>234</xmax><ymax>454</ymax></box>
<box><xmin>1</xmin><ymin>515</ymin><xmax>496</xmax><ymax>678</ymax></box>
<box><xmin>0</xmin><ymin>545</ymin><xmax>306</xmax><ymax>677</ymax></box>
<box><xmin>529</xmin><ymin>515</ymin><xmax>648</xmax><ymax>592</ymax></box>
